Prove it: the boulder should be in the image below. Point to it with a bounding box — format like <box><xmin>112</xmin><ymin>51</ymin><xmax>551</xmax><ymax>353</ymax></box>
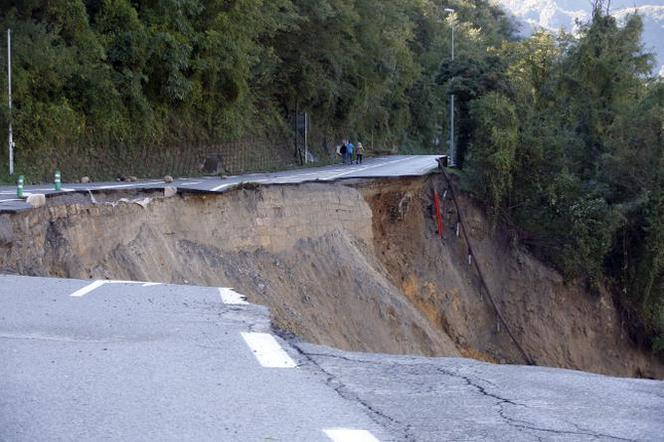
<box><xmin>164</xmin><ymin>175</ymin><xmax>174</xmax><ymax>183</ymax></box>
<box><xmin>164</xmin><ymin>186</ymin><xmax>177</xmax><ymax>198</ymax></box>
<box><xmin>80</xmin><ymin>176</ymin><xmax>91</xmax><ymax>184</ymax></box>
<box><xmin>26</xmin><ymin>193</ymin><xmax>46</xmax><ymax>208</ymax></box>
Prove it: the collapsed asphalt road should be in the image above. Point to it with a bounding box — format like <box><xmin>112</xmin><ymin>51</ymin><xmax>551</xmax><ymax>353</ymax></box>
<box><xmin>0</xmin><ymin>155</ymin><xmax>441</xmax><ymax>213</ymax></box>
<box><xmin>0</xmin><ymin>275</ymin><xmax>387</xmax><ymax>442</ymax></box>
<box><xmin>1</xmin><ymin>275</ymin><xmax>662</xmax><ymax>441</ymax></box>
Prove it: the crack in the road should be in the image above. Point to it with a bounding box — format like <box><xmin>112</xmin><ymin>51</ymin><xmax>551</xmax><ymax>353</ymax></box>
<box><xmin>496</xmin><ymin>402</ymin><xmax>635</xmax><ymax>442</ymax></box>
<box><xmin>434</xmin><ymin>367</ymin><xmax>636</xmax><ymax>441</ymax></box>
<box><xmin>297</xmin><ymin>349</ymin><xmax>638</xmax><ymax>442</ymax></box>
<box><xmin>289</xmin><ymin>343</ymin><xmax>414</xmax><ymax>441</ymax></box>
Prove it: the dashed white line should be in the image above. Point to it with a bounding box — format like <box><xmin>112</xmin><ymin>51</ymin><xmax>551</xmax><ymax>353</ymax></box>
<box><xmin>178</xmin><ymin>181</ymin><xmax>202</xmax><ymax>186</ymax></box>
<box><xmin>70</xmin><ymin>280</ymin><xmax>108</xmax><ymax>297</ymax></box>
<box><xmin>70</xmin><ymin>280</ymin><xmax>161</xmax><ymax>297</ymax></box>
<box><xmin>323</xmin><ymin>428</ymin><xmax>381</xmax><ymax>442</ymax></box>
<box><xmin>218</xmin><ymin>287</ymin><xmax>249</xmax><ymax>305</ymax></box>
<box><xmin>240</xmin><ymin>332</ymin><xmax>297</xmax><ymax>368</ymax></box>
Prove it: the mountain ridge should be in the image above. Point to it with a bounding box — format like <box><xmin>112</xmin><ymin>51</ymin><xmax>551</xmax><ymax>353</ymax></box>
<box><xmin>498</xmin><ymin>1</ymin><xmax>664</xmax><ymax>75</ymax></box>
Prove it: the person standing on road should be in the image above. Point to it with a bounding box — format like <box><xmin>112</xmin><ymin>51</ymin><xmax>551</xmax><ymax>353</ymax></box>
<box><xmin>346</xmin><ymin>141</ymin><xmax>354</xmax><ymax>165</ymax></box>
<box><xmin>340</xmin><ymin>142</ymin><xmax>347</xmax><ymax>164</ymax></box>
<box><xmin>356</xmin><ymin>142</ymin><xmax>364</xmax><ymax>164</ymax></box>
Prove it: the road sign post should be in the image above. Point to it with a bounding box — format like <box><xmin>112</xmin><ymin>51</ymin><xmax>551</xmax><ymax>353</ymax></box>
<box><xmin>16</xmin><ymin>175</ymin><xmax>23</xmax><ymax>198</ymax></box>
<box><xmin>54</xmin><ymin>170</ymin><xmax>62</xmax><ymax>191</ymax></box>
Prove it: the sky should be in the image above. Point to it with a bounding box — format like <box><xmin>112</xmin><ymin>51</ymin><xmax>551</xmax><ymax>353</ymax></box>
<box><xmin>497</xmin><ymin>0</ymin><xmax>664</xmax><ymax>76</ymax></box>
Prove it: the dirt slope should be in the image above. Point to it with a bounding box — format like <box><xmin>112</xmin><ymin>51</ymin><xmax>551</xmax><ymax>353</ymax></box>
<box><xmin>361</xmin><ymin>176</ymin><xmax>664</xmax><ymax>378</ymax></box>
<box><xmin>1</xmin><ymin>175</ymin><xmax>662</xmax><ymax>378</ymax></box>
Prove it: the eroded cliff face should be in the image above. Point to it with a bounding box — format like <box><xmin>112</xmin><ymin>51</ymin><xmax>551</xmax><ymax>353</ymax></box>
<box><xmin>361</xmin><ymin>177</ymin><xmax>664</xmax><ymax>379</ymax></box>
<box><xmin>1</xmin><ymin>176</ymin><xmax>662</xmax><ymax>378</ymax></box>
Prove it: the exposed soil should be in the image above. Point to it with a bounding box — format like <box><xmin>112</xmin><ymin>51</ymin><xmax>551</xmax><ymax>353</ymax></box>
<box><xmin>1</xmin><ymin>175</ymin><xmax>662</xmax><ymax>378</ymax></box>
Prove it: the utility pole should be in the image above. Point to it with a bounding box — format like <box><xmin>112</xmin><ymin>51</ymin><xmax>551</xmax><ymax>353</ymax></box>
<box><xmin>443</xmin><ymin>8</ymin><xmax>456</xmax><ymax>167</ymax></box>
<box><xmin>7</xmin><ymin>28</ymin><xmax>14</xmax><ymax>176</ymax></box>
<box><xmin>304</xmin><ymin>112</ymin><xmax>308</xmax><ymax>164</ymax></box>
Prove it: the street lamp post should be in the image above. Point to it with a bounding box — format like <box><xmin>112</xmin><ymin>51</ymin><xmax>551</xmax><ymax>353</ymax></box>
<box><xmin>443</xmin><ymin>8</ymin><xmax>456</xmax><ymax>167</ymax></box>
<box><xmin>7</xmin><ymin>28</ymin><xmax>14</xmax><ymax>176</ymax></box>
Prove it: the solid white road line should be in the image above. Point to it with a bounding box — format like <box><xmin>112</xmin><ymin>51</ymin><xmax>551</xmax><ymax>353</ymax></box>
<box><xmin>218</xmin><ymin>288</ymin><xmax>249</xmax><ymax>305</ymax></box>
<box><xmin>324</xmin><ymin>157</ymin><xmax>414</xmax><ymax>180</ymax></box>
<box><xmin>178</xmin><ymin>181</ymin><xmax>202</xmax><ymax>186</ymax></box>
<box><xmin>70</xmin><ymin>280</ymin><xmax>107</xmax><ymax>297</ymax></box>
<box><xmin>94</xmin><ymin>183</ymin><xmax>142</xmax><ymax>190</ymax></box>
<box><xmin>323</xmin><ymin>428</ymin><xmax>381</xmax><ymax>442</ymax></box>
<box><xmin>240</xmin><ymin>332</ymin><xmax>297</xmax><ymax>368</ymax></box>
<box><xmin>210</xmin><ymin>182</ymin><xmax>235</xmax><ymax>192</ymax></box>
<box><xmin>25</xmin><ymin>187</ymin><xmax>76</xmax><ymax>192</ymax></box>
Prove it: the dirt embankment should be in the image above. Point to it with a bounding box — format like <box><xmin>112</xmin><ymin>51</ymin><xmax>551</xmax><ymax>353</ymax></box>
<box><xmin>1</xmin><ymin>176</ymin><xmax>662</xmax><ymax>378</ymax></box>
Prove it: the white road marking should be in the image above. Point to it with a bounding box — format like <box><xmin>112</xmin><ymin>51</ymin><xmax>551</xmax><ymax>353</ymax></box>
<box><xmin>0</xmin><ymin>198</ymin><xmax>23</xmax><ymax>203</ymax></box>
<box><xmin>324</xmin><ymin>157</ymin><xmax>414</xmax><ymax>180</ymax></box>
<box><xmin>26</xmin><ymin>187</ymin><xmax>76</xmax><ymax>192</ymax></box>
<box><xmin>178</xmin><ymin>181</ymin><xmax>202</xmax><ymax>186</ymax></box>
<box><xmin>70</xmin><ymin>280</ymin><xmax>108</xmax><ymax>297</ymax></box>
<box><xmin>209</xmin><ymin>159</ymin><xmax>417</xmax><ymax>191</ymax></box>
<box><xmin>94</xmin><ymin>182</ymin><xmax>158</xmax><ymax>190</ymax></box>
<box><xmin>210</xmin><ymin>182</ymin><xmax>235</xmax><ymax>192</ymax></box>
<box><xmin>70</xmin><ymin>280</ymin><xmax>160</xmax><ymax>297</ymax></box>
<box><xmin>323</xmin><ymin>428</ymin><xmax>381</xmax><ymax>442</ymax></box>
<box><xmin>240</xmin><ymin>332</ymin><xmax>297</xmax><ymax>368</ymax></box>
<box><xmin>218</xmin><ymin>288</ymin><xmax>249</xmax><ymax>305</ymax></box>
<box><xmin>94</xmin><ymin>183</ymin><xmax>140</xmax><ymax>190</ymax></box>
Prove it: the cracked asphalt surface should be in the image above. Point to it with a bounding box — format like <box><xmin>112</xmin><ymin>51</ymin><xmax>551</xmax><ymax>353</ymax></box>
<box><xmin>1</xmin><ymin>275</ymin><xmax>663</xmax><ymax>441</ymax></box>
<box><xmin>293</xmin><ymin>343</ymin><xmax>664</xmax><ymax>441</ymax></box>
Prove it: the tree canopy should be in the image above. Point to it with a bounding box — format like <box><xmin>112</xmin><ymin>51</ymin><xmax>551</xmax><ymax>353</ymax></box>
<box><xmin>455</xmin><ymin>1</ymin><xmax>664</xmax><ymax>354</ymax></box>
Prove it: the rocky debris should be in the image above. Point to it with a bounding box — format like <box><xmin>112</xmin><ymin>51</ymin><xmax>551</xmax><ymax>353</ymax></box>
<box><xmin>26</xmin><ymin>194</ymin><xmax>46</xmax><ymax>208</ymax></box>
<box><xmin>164</xmin><ymin>175</ymin><xmax>174</xmax><ymax>183</ymax></box>
<box><xmin>132</xmin><ymin>197</ymin><xmax>151</xmax><ymax>208</ymax></box>
<box><xmin>80</xmin><ymin>176</ymin><xmax>91</xmax><ymax>184</ymax></box>
<box><xmin>164</xmin><ymin>186</ymin><xmax>177</xmax><ymax>198</ymax></box>
<box><xmin>128</xmin><ymin>176</ymin><xmax>138</xmax><ymax>182</ymax></box>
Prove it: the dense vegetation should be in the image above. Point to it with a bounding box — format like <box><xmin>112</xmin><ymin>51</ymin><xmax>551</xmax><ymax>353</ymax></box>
<box><xmin>450</xmin><ymin>2</ymin><xmax>664</xmax><ymax>355</ymax></box>
<box><xmin>0</xmin><ymin>0</ymin><xmax>513</xmax><ymax>179</ymax></box>
<box><xmin>0</xmin><ymin>0</ymin><xmax>662</xmax><ymax>355</ymax></box>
